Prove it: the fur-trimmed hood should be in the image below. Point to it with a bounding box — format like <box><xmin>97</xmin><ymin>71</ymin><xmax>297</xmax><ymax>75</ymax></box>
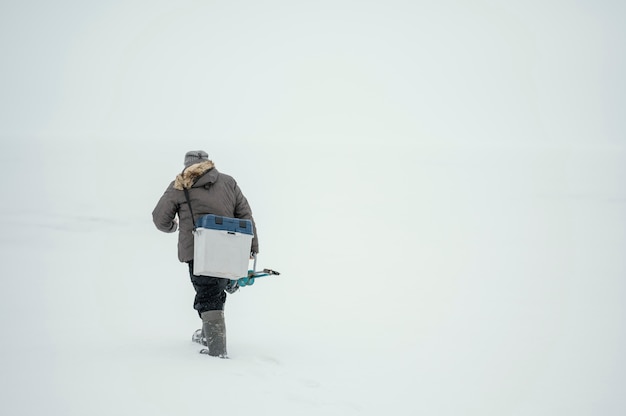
<box><xmin>174</xmin><ymin>160</ymin><xmax>215</xmax><ymax>190</ymax></box>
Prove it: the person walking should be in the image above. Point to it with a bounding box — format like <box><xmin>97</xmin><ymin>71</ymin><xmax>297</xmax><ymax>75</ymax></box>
<box><xmin>152</xmin><ymin>150</ymin><xmax>259</xmax><ymax>358</ymax></box>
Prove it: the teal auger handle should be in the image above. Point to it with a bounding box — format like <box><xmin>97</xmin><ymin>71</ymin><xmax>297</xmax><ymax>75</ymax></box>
<box><xmin>235</xmin><ymin>269</ymin><xmax>275</xmax><ymax>287</ymax></box>
<box><xmin>237</xmin><ymin>276</ymin><xmax>255</xmax><ymax>286</ymax></box>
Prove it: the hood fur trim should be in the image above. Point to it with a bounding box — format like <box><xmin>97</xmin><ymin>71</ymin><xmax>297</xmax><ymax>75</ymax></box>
<box><xmin>174</xmin><ymin>160</ymin><xmax>215</xmax><ymax>190</ymax></box>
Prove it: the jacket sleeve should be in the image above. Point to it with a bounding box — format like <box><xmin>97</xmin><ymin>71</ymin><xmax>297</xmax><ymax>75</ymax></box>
<box><xmin>152</xmin><ymin>182</ymin><xmax>179</xmax><ymax>233</ymax></box>
<box><xmin>233</xmin><ymin>183</ymin><xmax>259</xmax><ymax>253</ymax></box>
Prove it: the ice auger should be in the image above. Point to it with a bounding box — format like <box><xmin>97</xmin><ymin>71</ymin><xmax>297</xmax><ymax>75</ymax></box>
<box><xmin>232</xmin><ymin>254</ymin><xmax>280</xmax><ymax>287</ymax></box>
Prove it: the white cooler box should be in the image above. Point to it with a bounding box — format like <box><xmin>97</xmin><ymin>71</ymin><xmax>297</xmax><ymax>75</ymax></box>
<box><xmin>193</xmin><ymin>214</ymin><xmax>254</xmax><ymax>279</ymax></box>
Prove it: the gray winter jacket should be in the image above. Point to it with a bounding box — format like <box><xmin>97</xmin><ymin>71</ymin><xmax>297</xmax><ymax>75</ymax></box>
<box><xmin>152</xmin><ymin>161</ymin><xmax>259</xmax><ymax>263</ymax></box>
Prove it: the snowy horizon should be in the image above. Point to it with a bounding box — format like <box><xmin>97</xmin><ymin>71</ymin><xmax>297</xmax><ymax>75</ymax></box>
<box><xmin>1</xmin><ymin>1</ymin><xmax>625</xmax><ymax>415</ymax></box>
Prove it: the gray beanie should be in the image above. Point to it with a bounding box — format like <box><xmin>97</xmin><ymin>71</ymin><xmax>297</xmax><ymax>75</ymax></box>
<box><xmin>184</xmin><ymin>150</ymin><xmax>209</xmax><ymax>167</ymax></box>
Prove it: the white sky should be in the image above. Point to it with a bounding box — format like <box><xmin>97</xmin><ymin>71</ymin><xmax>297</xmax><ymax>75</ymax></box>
<box><xmin>1</xmin><ymin>0</ymin><xmax>624</xmax><ymax>149</ymax></box>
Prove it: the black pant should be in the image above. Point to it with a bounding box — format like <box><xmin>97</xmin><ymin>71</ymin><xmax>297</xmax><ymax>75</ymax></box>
<box><xmin>187</xmin><ymin>261</ymin><xmax>228</xmax><ymax>315</ymax></box>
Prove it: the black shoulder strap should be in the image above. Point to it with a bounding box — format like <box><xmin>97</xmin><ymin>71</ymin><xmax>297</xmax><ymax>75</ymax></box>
<box><xmin>183</xmin><ymin>188</ymin><xmax>196</xmax><ymax>230</ymax></box>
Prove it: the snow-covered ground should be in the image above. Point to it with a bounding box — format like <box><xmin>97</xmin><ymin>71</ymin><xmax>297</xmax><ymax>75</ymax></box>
<box><xmin>1</xmin><ymin>1</ymin><xmax>625</xmax><ymax>415</ymax></box>
<box><xmin>1</xmin><ymin>139</ymin><xmax>624</xmax><ymax>415</ymax></box>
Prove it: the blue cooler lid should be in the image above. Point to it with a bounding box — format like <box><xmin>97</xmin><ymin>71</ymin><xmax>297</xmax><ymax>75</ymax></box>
<box><xmin>196</xmin><ymin>214</ymin><xmax>253</xmax><ymax>235</ymax></box>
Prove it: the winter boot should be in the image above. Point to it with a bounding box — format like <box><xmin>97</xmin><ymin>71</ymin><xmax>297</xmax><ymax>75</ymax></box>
<box><xmin>199</xmin><ymin>310</ymin><xmax>228</xmax><ymax>358</ymax></box>
<box><xmin>192</xmin><ymin>328</ymin><xmax>207</xmax><ymax>346</ymax></box>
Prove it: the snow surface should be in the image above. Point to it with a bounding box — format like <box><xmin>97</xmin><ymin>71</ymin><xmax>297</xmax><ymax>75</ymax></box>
<box><xmin>1</xmin><ymin>1</ymin><xmax>625</xmax><ymax>415</ymax></box>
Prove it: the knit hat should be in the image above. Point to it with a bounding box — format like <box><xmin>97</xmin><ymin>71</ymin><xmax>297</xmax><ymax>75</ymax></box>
<box><xmin>184</xmin><ymin>150</ymin><xmax>209</xmax><ymax>167</ymax></box>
